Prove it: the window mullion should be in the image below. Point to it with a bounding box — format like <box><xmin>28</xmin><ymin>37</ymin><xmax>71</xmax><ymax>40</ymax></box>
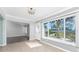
<box><xmin>64</xmin><ymin>18</ymin><xmax>66</xmax><ymax>41</ymax></box>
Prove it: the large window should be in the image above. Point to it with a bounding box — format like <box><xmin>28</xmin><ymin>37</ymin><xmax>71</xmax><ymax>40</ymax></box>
<box><xmin>49</xmin><ymin>19</ymin><xmax>64</xmax><ymax>39</ymax></box>
<box><xmin>43</xmin><ymin>16</ymin><xmax>76</xmax><ymax>43</ymax></box>
<box><xmin>56</xmin><ymin>19</ymin><xmax>64</xmax><ymax>38</ymax></box>
<box><xmin>49</xmin><ymin>21</ymin><xmax>58</xmax><ymax>38</ymax></box>
<box><xmin>65</xmin><ymin>16</ymin><xmax>75</xmax><ymax>42</ymax></box>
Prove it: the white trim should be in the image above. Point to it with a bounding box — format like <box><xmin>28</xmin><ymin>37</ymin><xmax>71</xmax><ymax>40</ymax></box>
<box><xmin>5</xmin><ymin>14</ymin><xmax>31</xmax><ymax>23</ymax></box>
<box><xmin>37</xmin><ymin>7</ymin><xmax>79</xmax><ymax>22</ymax></box>
<box><xmin>64</xmin><ymin>18</ymin><xmax>65</xmax><ymax>40</ymax></box>
<box><xmin>41</xmin><ymin>12</ymin><xmax>79</xmax><ymax>24</ymax></box>
<box><xmin>36</xmin><ymin>7</ymin><xmax>73</xmax><ymax>22</ymax></box>
<box><xmin>41</xmin><ymin>12</ymin><xmax>78</xmax><ymax>46</ymax></box>
<box><xmin>0</xmin><ymin>43</ymin><xmax>6</xmax><ymax>46</ymax></box>
<box><xmin>42</xmin><ymin>37</ymin><xmax>76</xmax><ymax>46</ymax></box>
<box><xmin>40</xmin><ymin>40</ymin><xmax>72</xmax><ymax>52</ymax></box>
<box><xmin>6</xmin><ymin>14</ymin><xmax>27</xmax><ymax>21</ymax></box>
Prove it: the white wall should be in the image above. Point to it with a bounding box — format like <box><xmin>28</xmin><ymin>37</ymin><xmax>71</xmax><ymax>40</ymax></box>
<box><xmin>75</xmin><ymin>13</ymin><xmax>79</xmax><ymax>47</ymax></box>
<box><xmin>6</xmin><ymin>20</ymin><xmax>41</xmax><ymax>40</ymax></box>
<box><xmin>29</xmin><ymin>23</ymin><xmax>36</xmax><ymax>40</ymax></box>
<box><xmin>35</xmin><ymin>22</ymin><xmax>42</xmax><ymax>40</ymax></box>
<box><xmin>6</xmin><ymin>20</ymin><xmax>25</xmax><ymax>37</ymax></box>
<box><xmin>29</xmin><ymin>22</ymin><xmax>42</xmax><ymax>40</ymax></box>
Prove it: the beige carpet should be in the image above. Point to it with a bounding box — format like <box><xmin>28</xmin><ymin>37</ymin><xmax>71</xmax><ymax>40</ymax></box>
<box><xmin>0</xmin><ymin>41</ymin><xmax>64</xmax><ymax>52</ymax></box>
<box><xmin>26</xmin><ymin>41</ymin><xmax>42</xmax><ymax>48</ymax></box>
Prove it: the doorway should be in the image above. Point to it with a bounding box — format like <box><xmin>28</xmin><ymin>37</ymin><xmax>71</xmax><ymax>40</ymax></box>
<box><xmin>6</xmin><ymin>20</ymin><xmax>30</xmax><ymax>44</ymax></box>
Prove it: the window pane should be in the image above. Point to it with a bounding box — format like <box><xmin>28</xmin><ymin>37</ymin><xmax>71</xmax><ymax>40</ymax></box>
<box><xmin>49</xmin><ymin>21</ymin><xmax>58</xmax><ymax>38</ymax></box>
<box><xmin>65</xmin><ymin>16</ymin><xmax>75</xmax><ymax>42</ymax></box>
<box><xmin>56</xmin><ymin>19</ymin><xmax>64</xmax><ymax>38</ymax></box>
<box><xmin>44</xmin><ymin>23</ymin><xmax>49</xmax><ymax>37</ymax></box>
<box><xmin>49</xmin><ymin>19</ymin><xmax>64</xmax><ymax>38</ymax></box>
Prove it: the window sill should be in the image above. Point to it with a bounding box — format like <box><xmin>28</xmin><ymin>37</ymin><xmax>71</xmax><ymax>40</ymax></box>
<box><xmin>42</xmin><ymin>37</ymin><xmax>76</xmax><ymax>47</ymax></box>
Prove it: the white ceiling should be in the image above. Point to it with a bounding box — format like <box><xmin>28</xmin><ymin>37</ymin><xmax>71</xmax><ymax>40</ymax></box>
<box><xmin>1</xmin><ymin>7</ymin><xmax>72</xmax><ymax>23</ymax></box>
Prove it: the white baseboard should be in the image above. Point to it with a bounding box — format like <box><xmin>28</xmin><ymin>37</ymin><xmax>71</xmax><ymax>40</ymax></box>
<box><xmin>40</xmin><ymin>40</ymin><xmax>72</xmax><ymax>52</ymax></box>
<box><xmin>0</xmin><ymin>43</ymin><xmax>6</xmax><ymax>46</ymax></box>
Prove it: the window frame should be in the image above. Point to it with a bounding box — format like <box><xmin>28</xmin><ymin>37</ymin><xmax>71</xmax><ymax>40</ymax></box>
<box><xmin>41</xmin><ymin>13</ymin><xmax>77</xmax><ymax>46</ymax></box>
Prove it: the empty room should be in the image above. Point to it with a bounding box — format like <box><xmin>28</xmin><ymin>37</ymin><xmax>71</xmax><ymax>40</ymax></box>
<box><xmin>0</xmin><ymin>7</ymin><xmax>79</xmax><ymax>52</ymax></box>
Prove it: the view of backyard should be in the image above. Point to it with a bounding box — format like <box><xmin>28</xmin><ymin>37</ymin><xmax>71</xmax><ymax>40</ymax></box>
<box><xmin>65</xmin><ymin>16</ymin><xmax>75</xmax><ymax>42</ymax></box>
<box><xmin>43</xmin><ymin>16</ymin><xmax>75</xmax><ymax>42</ymax></box>
<box><xmin>49</xmin><ymin>19</ymin><xmax>64</xmax><ymax>38</ymax></box>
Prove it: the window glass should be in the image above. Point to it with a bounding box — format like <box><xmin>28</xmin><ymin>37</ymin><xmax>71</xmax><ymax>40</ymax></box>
<box><xmin>65</xmin><ymin>16</ymin><xmax>75</xmax><ymax>42</ymax></box>
<box><xmin>42</xmin><ymin>16</ymin><xmax>76</xmax><ymax>43</ymax></box>
<box><xmin>44</xmin><ymin>23</ymin><xmax>49</xmax><ymax>37</ymax></box>
<box><xmin>56</xmin><ymin>19</ymin><xmax>64</xmax><ymax>38</ymax></box>
<box><xmin>49</xmin><ymin>21</ymin><xmax>58</xmax><ymax>38</ymax></box>
<box><xmin>48</xmin><ymin>19</ymin><xmax>64</xmax><ymax>38</ymax></box>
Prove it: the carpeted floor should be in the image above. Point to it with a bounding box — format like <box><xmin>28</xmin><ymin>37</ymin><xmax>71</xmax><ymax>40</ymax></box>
<box><xmin>0</xmin><ymin>40</ymin><xmax>64</xmax><ymax>52</ymax></box>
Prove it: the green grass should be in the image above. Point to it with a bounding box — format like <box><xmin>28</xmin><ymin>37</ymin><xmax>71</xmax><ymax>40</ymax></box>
<box><xmin>44</xmin><ymin>29</ymin><xmax>75</xmax><ymax>42</ymax></box>
<box><xmin>49</xmin><ymin>29</ymin><xmax>64</xmax><ymax>38</ymax></box>
<box><xmin>66</xmin><ymin>32</ymin><xmax>75</xmax><ymax>42</ymax></box>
